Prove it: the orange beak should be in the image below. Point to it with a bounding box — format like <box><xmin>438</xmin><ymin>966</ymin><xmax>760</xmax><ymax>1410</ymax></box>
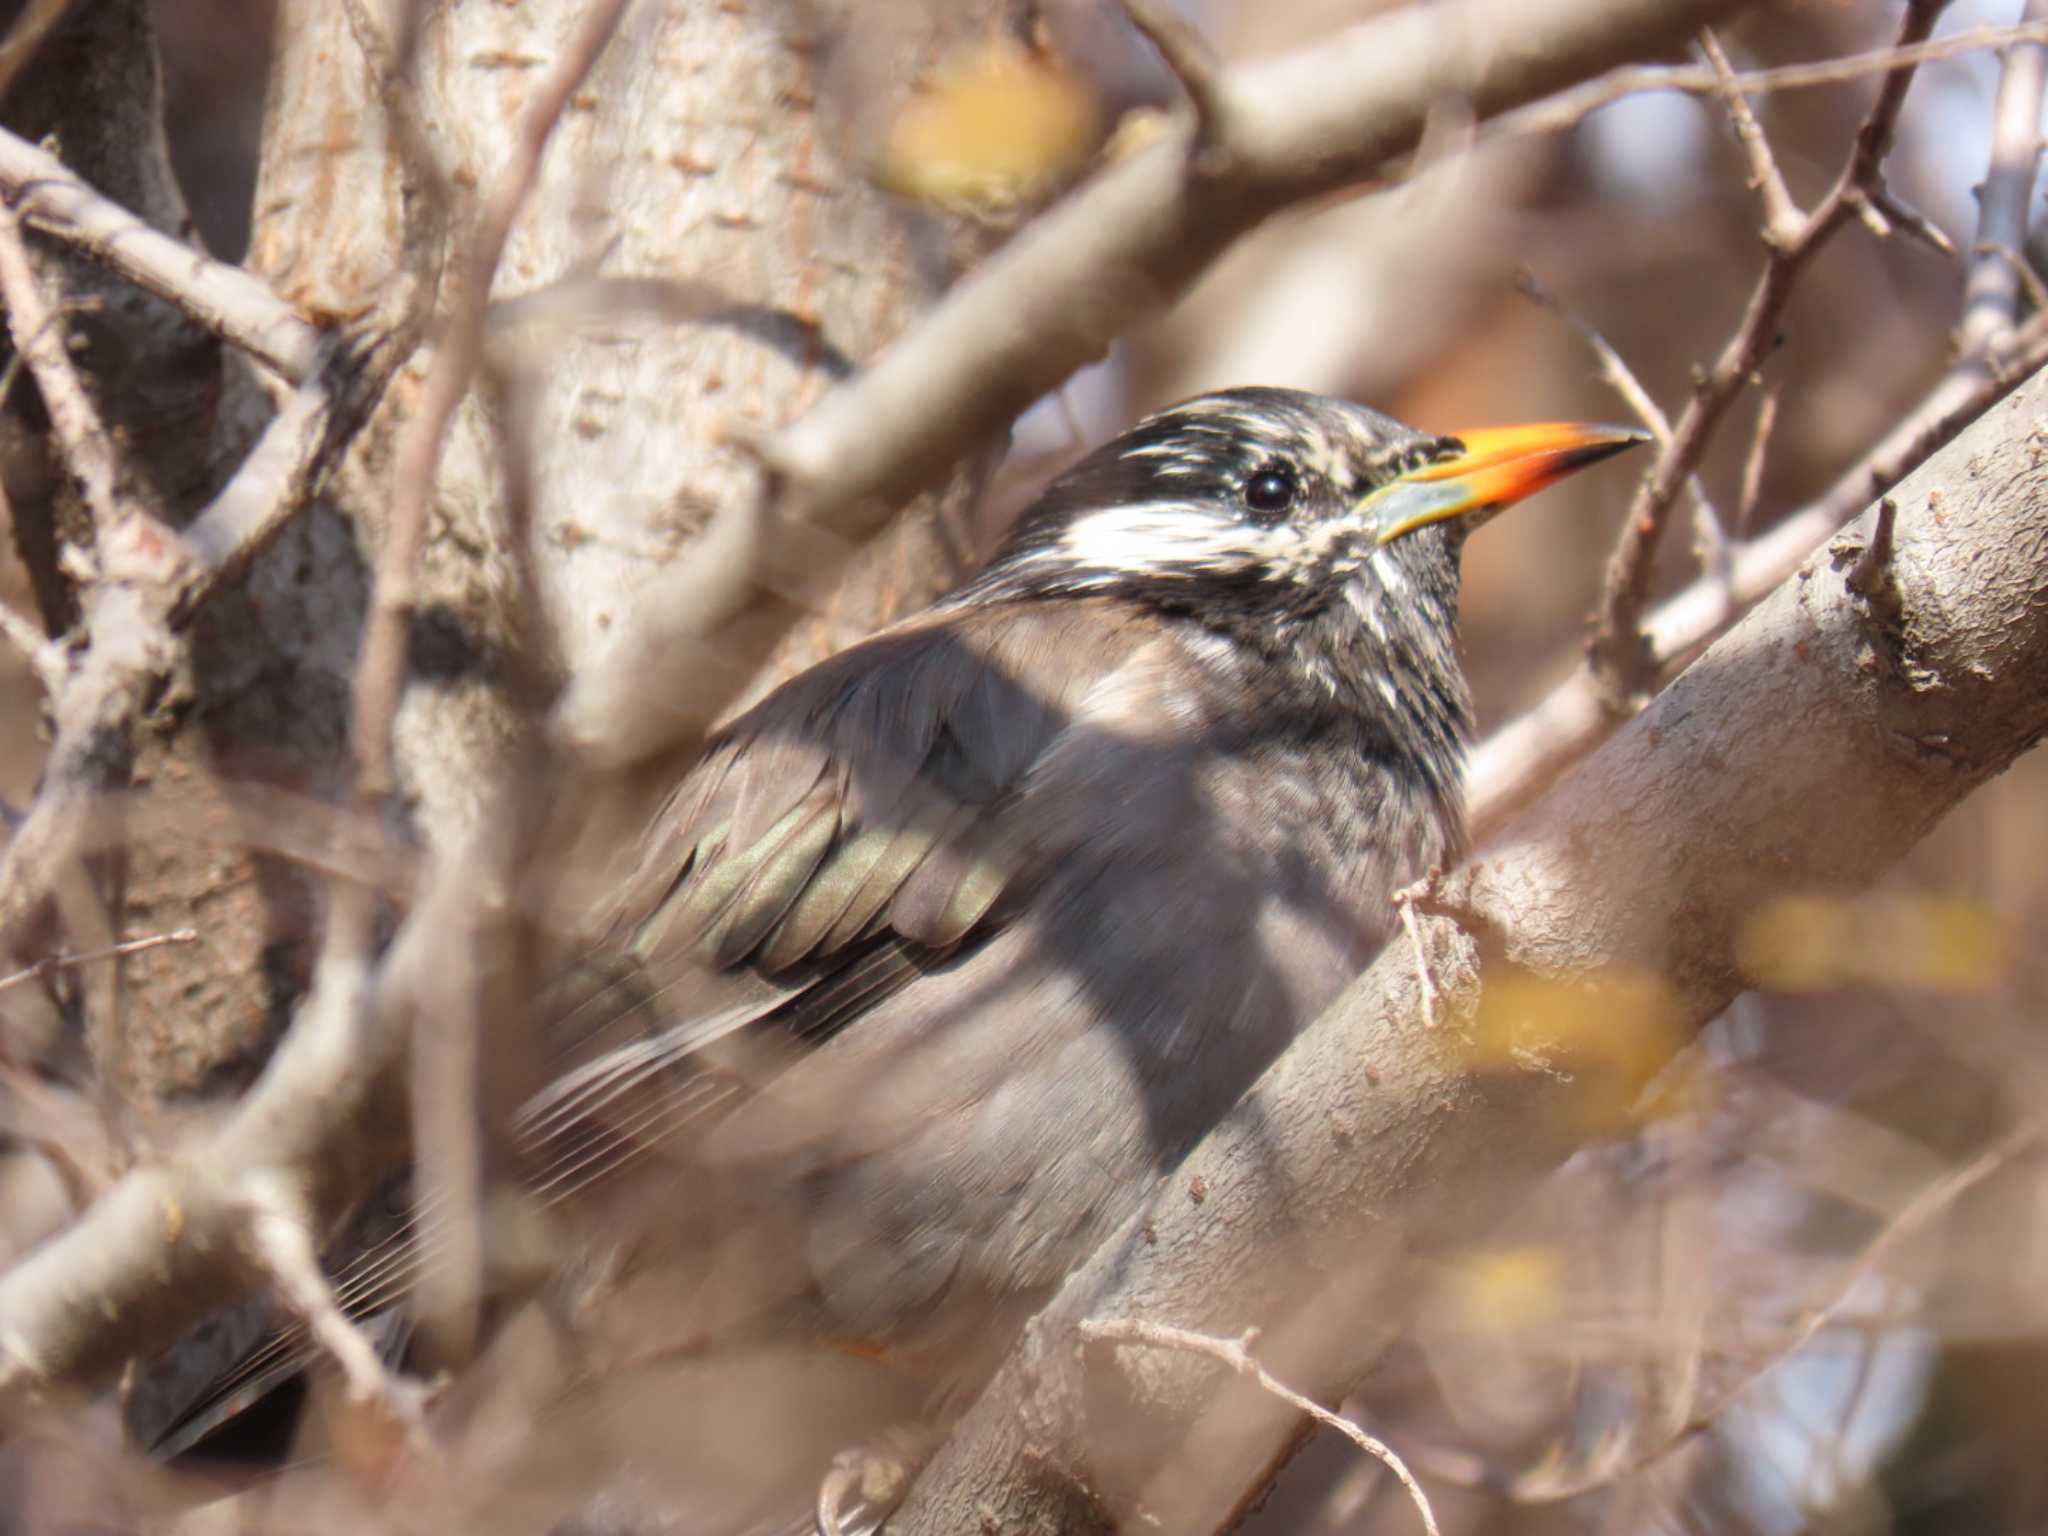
<box><xmin>1366</xmin><ymin>422</ymin><xmax>1648</xmax><ymax>545</ymax></box>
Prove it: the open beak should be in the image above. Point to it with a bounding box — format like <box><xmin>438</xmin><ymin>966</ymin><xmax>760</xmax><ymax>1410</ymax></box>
<box><xmin>1365</xmin><ymin>422</ymin><xmax>1649</xmax><ymax>545</ymax></box>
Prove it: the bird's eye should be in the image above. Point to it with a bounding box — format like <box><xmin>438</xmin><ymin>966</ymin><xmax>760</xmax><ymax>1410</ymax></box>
<box><xmin>1243</xmin><ymin>467</ymin><xmax>1297</xmax><ymax>518</ymax></box>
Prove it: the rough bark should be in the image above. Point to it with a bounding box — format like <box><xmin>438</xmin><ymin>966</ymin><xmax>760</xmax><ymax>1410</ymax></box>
<box><xmin>244</xmin><ymin>0</ymin><xmax>1007</xmax><ymax>856</ymax></box>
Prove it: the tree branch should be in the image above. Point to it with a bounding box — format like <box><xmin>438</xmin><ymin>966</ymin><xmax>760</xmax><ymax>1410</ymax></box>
<box><xmin>0</xmin><ymin>192</ymin><xmax>179</xmax><ymax>560</ymax></box>
<box><xmin>0</xmin><ymin>126</ymin><xmax>321</xmax><ymax>382</ymax></box>
<box><xmin>1487</xmin><ymin>17</ymin><xmax>2048</xmax><ymax>143</ymax></box>
<box><xmin>1958</xmin><ymin>0</ymin><xmax>2048</xmax><ymax>362</ymax></box>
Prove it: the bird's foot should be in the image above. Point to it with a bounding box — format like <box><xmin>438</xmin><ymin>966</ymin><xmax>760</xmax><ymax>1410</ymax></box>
<box><xmin>813</xmin><ymin>1422</ymin><xmax>941</xmax><ymax>1536</ymax></box>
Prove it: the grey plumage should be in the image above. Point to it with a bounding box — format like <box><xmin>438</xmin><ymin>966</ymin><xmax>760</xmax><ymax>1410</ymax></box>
<box><xmin>576</xmin><ymin>389</ymin><xmax>1481</xmax><ymax>1340</ymax></box>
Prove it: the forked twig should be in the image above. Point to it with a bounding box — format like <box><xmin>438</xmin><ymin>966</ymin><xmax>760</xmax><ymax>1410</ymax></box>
<box><xmin>1587</xmin><ymin>2</ymin><xmax>1949</xmax><ymax>705</ymax></box>
<box><xmin>1080</xmin><ymin>1318</ymin><xmax>1441</xmax><ymax>1536</ymax></box>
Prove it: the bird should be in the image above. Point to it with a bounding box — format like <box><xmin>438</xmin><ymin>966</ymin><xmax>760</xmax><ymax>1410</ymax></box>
<box><xmin>142</xmin><ymin>387</ymin><xmax>1642</xmax><ymax>1526</ymax></box>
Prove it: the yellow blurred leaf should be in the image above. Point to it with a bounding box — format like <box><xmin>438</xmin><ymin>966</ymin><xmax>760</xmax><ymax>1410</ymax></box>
<box><xmin>1739</xmin><ymin>891</ymin><xmax>2005</xmax><ymax>993</ymax></box>
<box><xmin>1463</xmin><ymin>968</ymin><xmax>1686</xmax><ymax>1133</ymax></box>
<box><xmin>1445</xmin><ymin>1245</ymin><xmax>1564</xmax><ymax>1330</ymax></box>
<box><xmin>877</xmin><ymin>40</ymin><xmax>1102</xmax><ymax>216</ymax></box>
<box><xmin>1736</xmin><ymin>893</ymin><xmax>1855</xmax><ymax>991</ymax></box>
<box><xmin>1867</xmin><ymin>893</ymin><xmax>2006</xmax><ymax>992</ymax></box>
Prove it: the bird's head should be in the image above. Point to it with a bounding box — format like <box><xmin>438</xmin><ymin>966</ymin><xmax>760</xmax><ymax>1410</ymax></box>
<box><xmin>973</xmin><ymin>387</ymin><xmax>1644</xmax><ymax>635</ymax></box>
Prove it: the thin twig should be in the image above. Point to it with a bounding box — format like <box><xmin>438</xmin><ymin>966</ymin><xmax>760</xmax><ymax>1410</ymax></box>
<box><xmin>0</xmin><ymin>928</ymin><xmax>198</xmax><ymax>995</ymax></box>
<box><xmin>1733</xmin><ymin>386</ymin><xmax>1779</xmax><ymax>535</ymax></box>
<box><xmin>1587</xmin><ymin>0</ymin><xmax>1950</xmax><ymax>705</ymax></box>
<box><xmin>1515</xmin><ymin>270</ymin><xmax>1670</xmax><ymax>441</ymax></box>
<box><xmin>1489</xmin><ymin>19</ymin><xmax>2048</xmax><ymax>145</ymax></box>
<box><xmin>0</xmin><ymin>0</ymin><xmax>77</xmax><ymax>104</ymax></box>
<box><xmin>346</xmin><ymin>0</ymin><xmax>631</xmax><ymax>1378</ymax></box>
<box><xmin>1702</xmin><ymin>29</ymin><xmax>1800</xmax><ymax>249</ymax></box>
<box><xmin>1975</xmin><ymin>241</ymin><xmax>2048</xmax><ymax>327</ymax></box>
<box><xmin>352</xmin><ymin>0</ymin><xmax>633</xmax><ymax>804</ymax></box>
<box><xmin>0</xmin><ymin>194</ymin><xmax>135</xmax><ymax>553</ymax></box>
<box><xmin>1393</xmin><ymin>887</ymin><xmax>1441</xmax><ymax>1031</ymax></box>
<box><xmin>0</xmin><ymin>599</ymin><xmax>61</xmax><ymax>694</ymax></box>
<box><xmin>1470</xmin><ymin>313</ymin><xmax>2048</xmax><ymax>829</ymax></box>
<box><xmin>171</xmin><ymin>337</ymin><xmax>373</xmax><ymax>621</ymax></box>
<box><xmin>1867</xmin><ymin>184</ymin><xmax>1956</xmax><ymax>257</ymax></box>
<box><xmin>1079</xmin><ymin>1318</ymin><xmax>1441</xmax><ymax>1536</ymax></box>
<box><xmin>0</xmin><ymin>1063</ymin><xmax>111</xmax><ymax>1208</ymax></box>
<box><xmin>1516</xmin><ymin>268</ymin><xmax>1727</xmax><ymax>551</ymax></box>
<box><xmin>1959</xmin><ymin>1</ymin><xmax>2048</xmax><ymax>361</ymax></box>
<box><xmin>1505</xmin><ymin>1123</ymin><xmax>2043</xmax><ymax>1502</ymax></box>
<box><xmin>238</xmin><ymin>1170</ymin><xmax>432</xmax><ymax>1433</ymax></box>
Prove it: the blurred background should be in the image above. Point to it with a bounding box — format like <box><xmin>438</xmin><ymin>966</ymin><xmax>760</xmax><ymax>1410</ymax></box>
<box><xmin>4</xmin><ymin>1</ymin><xmax>2046</xmax><ymax>1532</ymax></box>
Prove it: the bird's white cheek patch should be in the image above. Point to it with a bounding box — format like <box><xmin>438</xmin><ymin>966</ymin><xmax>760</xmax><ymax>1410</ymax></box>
<box><xmin>1053</xmin><ymin>504</ymin><xmax>1268</xmax><ymax>578</ymax></box>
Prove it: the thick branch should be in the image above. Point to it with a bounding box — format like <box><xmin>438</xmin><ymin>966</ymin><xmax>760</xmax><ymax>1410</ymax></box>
<box><xmin>0</xmin><ymin>126</ymin><xmax>321</xmax><ymax>381</ymax></box>
<box><xmin>893</xmin><ymin>361</ymin><xmax>2048</xmax><ymax>1535</ymax></box>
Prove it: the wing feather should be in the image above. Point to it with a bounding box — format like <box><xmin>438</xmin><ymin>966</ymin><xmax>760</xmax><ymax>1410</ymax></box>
<box><xmin>148</xmin><ymin>602</ymin><xmax>1148</xmax><ymax>1457</ymax></box>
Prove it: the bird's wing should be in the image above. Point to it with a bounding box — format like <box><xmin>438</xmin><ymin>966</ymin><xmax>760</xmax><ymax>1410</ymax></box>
<box><xmin>143</xmin><ymin>600</ymin><xmax>1147</xmax><ymax>1460</ymax></box>
<box><xmin>550</xmin><ymin>598</ymin><xmax>1146</xmax><ymax>1094</ymax></box>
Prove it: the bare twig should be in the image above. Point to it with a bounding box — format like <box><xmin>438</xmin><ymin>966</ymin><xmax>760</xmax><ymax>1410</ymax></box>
<box><xmin>353</xmin><ymin>0</ymin><xmax>632</xmax><ymax>804</ymax></box>
<box><xmin>0</xmin><ymin>0</ymin><xmax>78</xmax><ymax>105</ymax></box>
<box><xmin>1079</xmin><ymin>1318</ymin><xmax>1441</xmax><ymax>1536</ymax></box>
<box><xmin>1867</xmin><ymin>184</ymin><xmax>1957</xmax><ymax>257</ymax></box>
<box><xmin>1703</xmin><ymin>29</ymin><xmax>1799</xmax><ymax>248</ymax></box>
<box><xmin>1516</xmin><ymin>267</ymin><xmax>1728</xmax><ymax>561</ymax></box>
<box><xmin>345</xmin><ymin>0</ymin><xmax>630</xmax><ymax>1378</ymax></box>
<box><xmin>1118</xmin><ymin>0</ymin><xmax>1229</xmax><ymax>148</ymax></box>
<box><xmin>1733</xmin><ymin>385</ymin><xmax>1779</xmax><ymax>534</ymax></box>
<box><xmin>1587</xmin><ymin>0</ymin><xmax>1949</xmax><ymax>704</ymax></box>
<box><xmin>1394</xmin><ymin>887</ymin><xmax>1441</xmax><ymax>1031</ymax></box>
<box><xmin>1476</xmin><ymin>1</ymin><xmax>2048</xmax><ymax>821</ymax></box>
<box><xmin>0</xmin><ymin>599</ymin><xmax>61</xmax><ymax>694</ymax></box>
<box><xmin>1516</xmin><ymin>270</ymin><xmax>1670</xmax><ymax>441</ymax></box>
<box><xmin>1491</xmin><ymin>19</ymin><xmax>2048</xmax><ymax>144</ymax></box>
<box><xmin>1959</xmin><ymin>2</ymin><xmax>2048</xmax><ymax>361</ymax></box>
<box><xmin>238</xmin><ymin>1170</ymin><xmax>432</xmax><ymax>1433</ymax></box>
<box><xmin>0</xmin><ymin>193</ymin><xmax>163</xmax><ymax>557</ymax></box>
<box><xmin>0</xmin><ymin>329</ymin><xmax>400</xmax><ymax>955</ymax></box>
<box><xmin>1470</xmin><ymin>313</ymin><xmax>2048</xmax><ymax>828</ymax></box>
<box><xmin>0</xmin><ymin>607</ymin><xmax>161</xmax><ymax>947</ymax></box>
<box><xmin>0</xmin><ymin>929</ymin><xmax>197</xmax><ymax>995</ymax></box>
<box><xmin>171</xmin><ymin>338</ymin><xmax>359</xmax><ymax>619</ymax></box>
<box><xmin>0</xmin><ymin>1064</ymin><xmax>112</xmax><ymax>1209</ymax></box>
<box><xmin>1976</xmin><ymin>241</ymin><xmax>2048</xmax><ymax>318</ymax></box>
<box><xmin>1500</xmin><ymin>1123</ymin><xmax>2044</xmax><ymax>1503</ymax></box>
<box><xmin>0</xmin><ymin>128</ymin><xmax>321</xmax><ymax>382</ymax></box>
